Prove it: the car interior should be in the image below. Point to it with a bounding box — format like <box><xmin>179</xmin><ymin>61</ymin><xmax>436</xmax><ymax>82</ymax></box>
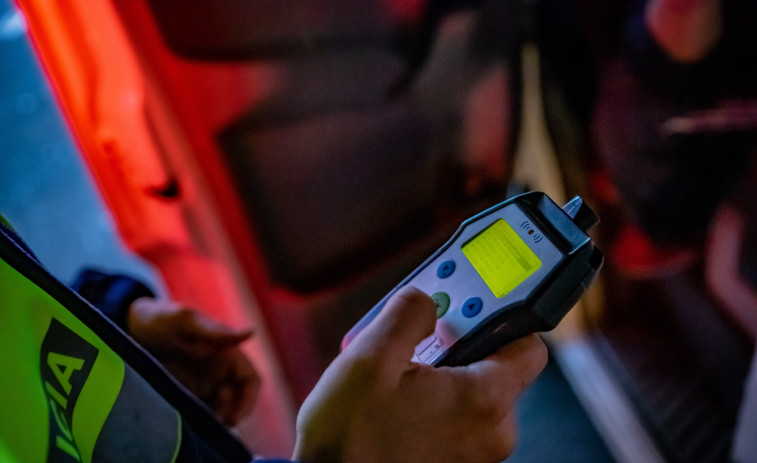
<box><xmin>7</xmin><ymin>0</ymin><xmax>757</xmax><ymax>461</ymax></box>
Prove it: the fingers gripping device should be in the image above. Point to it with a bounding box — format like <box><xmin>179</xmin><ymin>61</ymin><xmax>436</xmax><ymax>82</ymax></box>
<box><xmin>342</xmin><ymin>192</ymin><xmax>603</xmax><ymax>367</ymax></box>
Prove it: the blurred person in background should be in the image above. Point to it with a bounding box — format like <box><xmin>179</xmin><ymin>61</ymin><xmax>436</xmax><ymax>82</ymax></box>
<box><xmin>592</xmin><ymin>0</ymin><xmax>757</xmax><ymax>278</ymax></box>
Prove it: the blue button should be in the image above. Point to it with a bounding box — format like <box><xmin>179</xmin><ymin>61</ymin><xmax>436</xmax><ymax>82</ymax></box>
<box><xmin>461</xmin><ymin>297</ymin><xmax>483</xmax><ymax>318</ymax></box>
<box><xmin>437</xmin><ymin>260</ymin><xmax>456</xmax><ymax>279</ymax></box>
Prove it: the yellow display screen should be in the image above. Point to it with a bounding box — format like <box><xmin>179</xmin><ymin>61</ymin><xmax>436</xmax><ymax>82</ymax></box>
<box><xmin>462</xmin><ymin>219</ymin><xmax>542</xmax><ymax>298</ymax></box>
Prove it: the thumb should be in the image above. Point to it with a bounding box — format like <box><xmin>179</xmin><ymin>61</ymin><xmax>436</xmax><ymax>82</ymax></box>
<box><xmin>350</xmin><ymin>286</ymin><xmax>437</xmax><ymax>364</ymax></box>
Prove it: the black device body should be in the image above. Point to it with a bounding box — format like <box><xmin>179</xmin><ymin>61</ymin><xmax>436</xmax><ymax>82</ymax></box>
<box><xmin>342</xmin><ymin>191</ymin><xmax>603</xmax><ymax>367</ymax></box>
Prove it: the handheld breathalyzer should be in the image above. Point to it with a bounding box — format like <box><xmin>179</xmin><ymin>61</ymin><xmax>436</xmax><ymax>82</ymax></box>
<box><xmin>342</xmin><ymin>191</ymin><xmax>603</xmax><ymax>367</ymax></box>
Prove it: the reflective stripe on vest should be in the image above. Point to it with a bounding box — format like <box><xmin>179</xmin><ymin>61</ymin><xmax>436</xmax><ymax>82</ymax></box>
<box><xmin>0</xmin><ymin>250</ymin><xmax>181</xmax><ymax>462</ymax></box>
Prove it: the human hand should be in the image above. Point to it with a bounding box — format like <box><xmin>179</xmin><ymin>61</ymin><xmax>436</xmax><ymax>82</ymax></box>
<box><xmin>645</xmin><ymin>0</ymin><xmax>722</xmax><ymax>62</ymax></box>
<box><xmin>293</xmin><ymin>287</ymin><xmax>547</xmax><ymax>463</ymax></box>
<box><xmin>127</xmin><ymin>297</ymin><xmax>261</xmax><ymax>425</ymax></box>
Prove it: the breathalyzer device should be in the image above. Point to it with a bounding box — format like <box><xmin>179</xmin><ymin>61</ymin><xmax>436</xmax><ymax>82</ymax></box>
<box><xmin>342</xmin><ymin>191</ymin><xmax>603</xmax><ymax>367</ymax></box>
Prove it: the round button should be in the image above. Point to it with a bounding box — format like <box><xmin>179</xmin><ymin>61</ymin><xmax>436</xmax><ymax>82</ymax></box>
<box><xmin>430</xmin><ymin>292</ymin><xmax>451</xmax><ymax>318</ymax></box>
<box><xmin>437</xmin><ymin>260</ymin><xmax>456</xmax><ymax>279</ymax></box>
<box><xmin>461</xmin><ymin>297</ymin><xmax>483</xmax><ymax>318</ymax></box>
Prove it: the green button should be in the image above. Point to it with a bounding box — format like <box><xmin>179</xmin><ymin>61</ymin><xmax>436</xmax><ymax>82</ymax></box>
<box><xmin>431</xmin><ymin>292</ymin><xmax>451</xmax><ymax>318</ymax></box>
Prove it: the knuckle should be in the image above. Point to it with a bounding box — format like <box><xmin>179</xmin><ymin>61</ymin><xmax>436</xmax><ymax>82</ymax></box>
<box><xmin>457</xmin><ymin>421</ymin><xmax>517</xmax><ymax>463</ymax></box>
<box><xmin>472</xmin><ymin>414</ymin><xmax>518</xmax><ymax>462</ymax></box>
<box><xmin>498</xmin><ymin>415</ymin><xmax>519</xmax><ymax>456</ymax></box>
<box><xmin>491</xmin><ymin>428</ymin><xmax>517</xmax><ymax>460</ymax></box>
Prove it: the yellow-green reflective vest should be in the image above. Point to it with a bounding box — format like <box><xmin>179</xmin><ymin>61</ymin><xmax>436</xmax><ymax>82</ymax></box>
<box><xmin>0</xmin><ymin>222</ymin><xmax>250</xmax><ymax>463</ymax></box>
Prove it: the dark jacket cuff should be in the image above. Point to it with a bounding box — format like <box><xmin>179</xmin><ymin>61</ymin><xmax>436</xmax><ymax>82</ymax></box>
<box><xmin>71</xmin><ymin>268</ymin><xmax>155</xmax><ymax>331</ymax></box>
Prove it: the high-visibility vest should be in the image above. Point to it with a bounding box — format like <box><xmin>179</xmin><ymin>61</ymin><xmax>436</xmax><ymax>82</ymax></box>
<box><xmin>0</xmin><ymin>223</ymin><xmax>252</xmax><ymax>463</ymax></box>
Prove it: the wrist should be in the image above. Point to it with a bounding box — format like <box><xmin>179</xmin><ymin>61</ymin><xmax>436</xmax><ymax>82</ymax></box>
<box><xmin>71</xmin><ymin>269</ymin><xmax>155</xmax><ymax>330</ymax></box>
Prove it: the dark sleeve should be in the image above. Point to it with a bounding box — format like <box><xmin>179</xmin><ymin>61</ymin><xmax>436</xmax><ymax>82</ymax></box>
<box><xmin>177</xmin><ymin>423</ymin><xmax>259</xmax><ymax>462</ymax></box>
<box><xmin>70</xmin><ymin>268</ymin><xmax>155</xmax><ymax>330</ymax></box>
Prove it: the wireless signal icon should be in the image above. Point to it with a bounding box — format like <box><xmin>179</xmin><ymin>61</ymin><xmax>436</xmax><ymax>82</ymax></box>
<box><xmin>520</xmin><ymin>221</ymin><xmax>543</xmax><ymax>243</ymax></box>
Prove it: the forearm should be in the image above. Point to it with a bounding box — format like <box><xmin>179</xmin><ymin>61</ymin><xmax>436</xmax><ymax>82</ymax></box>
<box><xmin>645</xmin><ymin>0</ymin><xmax>723</xmax><ymax>62</ymax></box>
